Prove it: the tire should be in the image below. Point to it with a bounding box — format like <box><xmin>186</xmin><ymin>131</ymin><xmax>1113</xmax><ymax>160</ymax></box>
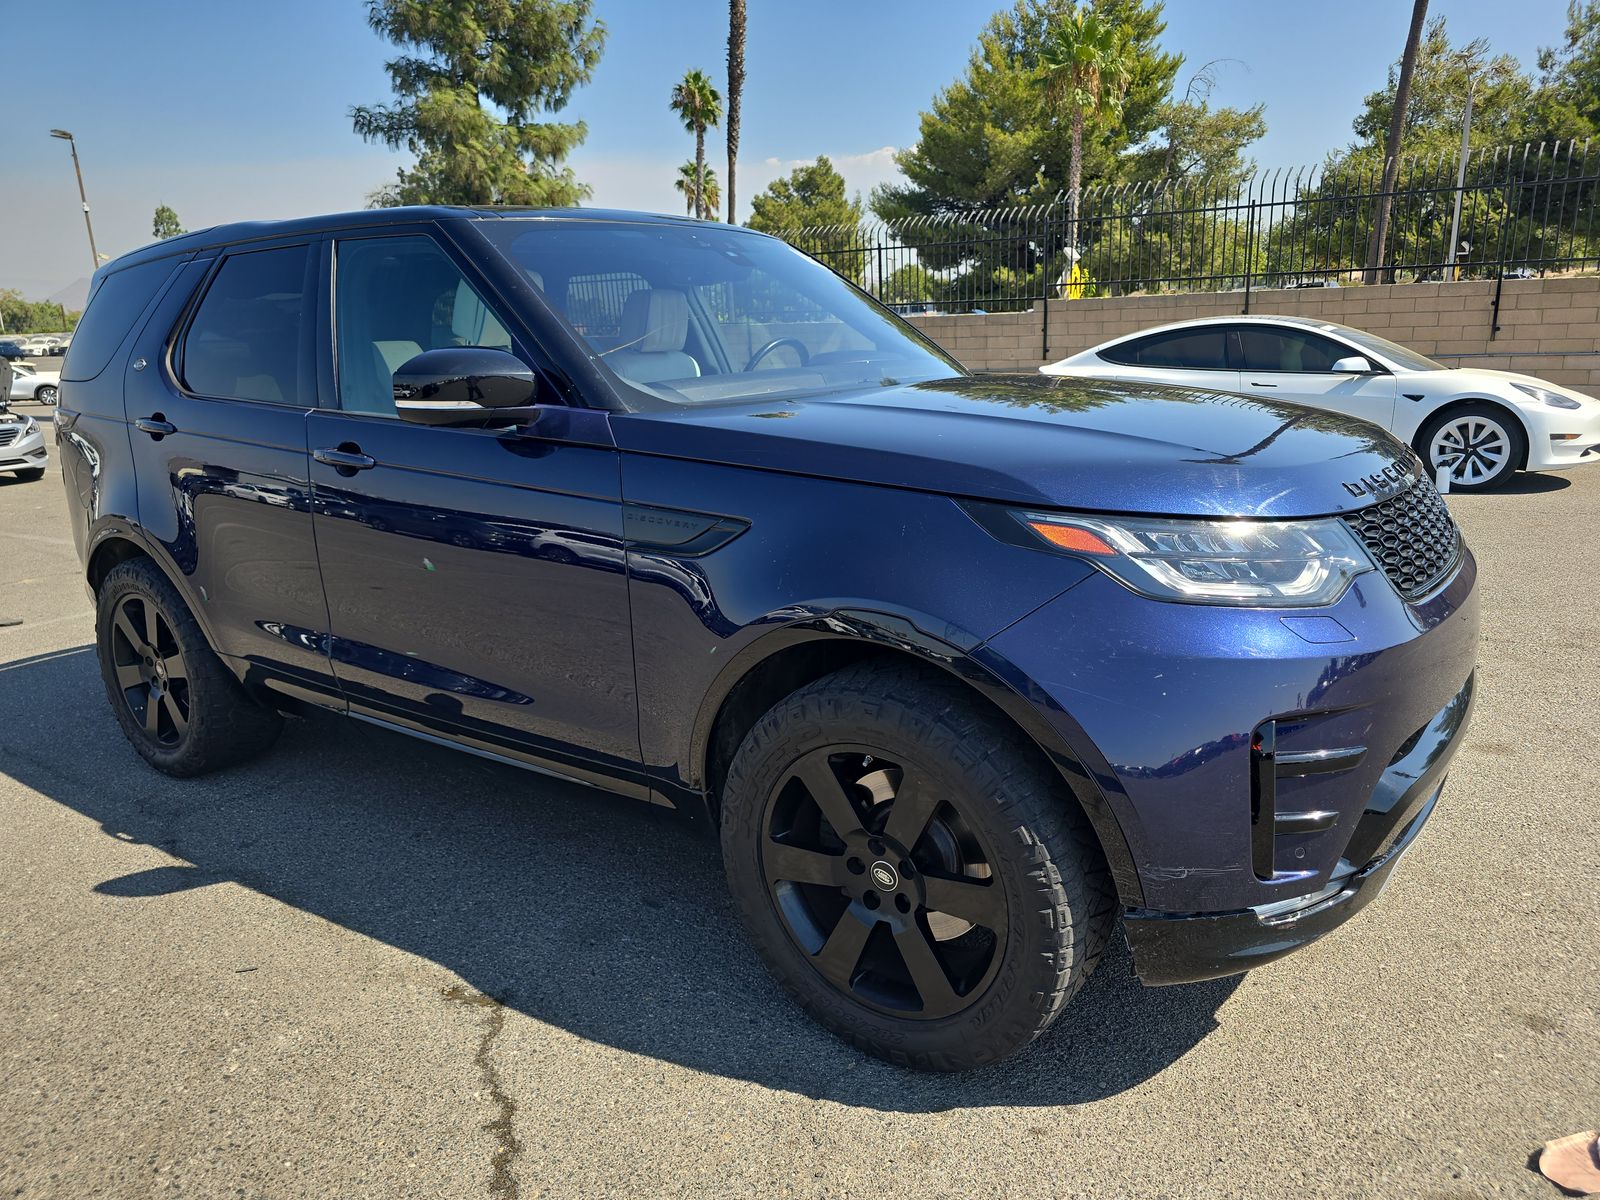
<box><xmin>14</xmin><ymin>468</ymin><xmax>44</xmax><ymax>482</ymax></box>
<box><xmin>95</xmin><ymin>558</ymin><xmax>283</xmax><ymax>777</ymax></box>
<box><xmin>35</xmin><ymin>384</ymin><xmax>57</xmax><ymax>406</ymax></box>
<box><xmin>720</xmin><ymin>661</ymin><xmax>1115</xmax><ymax>1070</ymax></box>
<box><xmin>1416</xmin><ymin>402</ymin><xmax>1525</xmax><ymax>491</ymax></box>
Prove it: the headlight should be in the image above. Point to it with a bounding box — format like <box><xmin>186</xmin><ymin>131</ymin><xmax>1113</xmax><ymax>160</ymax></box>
<box><xmin>21</xmin><ymin>416</ymin><xmax>36</xmax><ymax>433</ymax></box>
<box><xmin>1510</xmin><ymin>381</ymin><xmax>1583</xmax><ymax>410</ymax></box>
<box><xmin>1012</xmin><ymin>511</ymin><xmax>1374</xmax><ymax>607</ymax></box>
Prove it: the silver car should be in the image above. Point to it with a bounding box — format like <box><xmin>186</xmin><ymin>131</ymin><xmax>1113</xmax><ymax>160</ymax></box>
<box><xmin>0</xmin><ymin>408</ymin><xmax>48</xmax><ymax>481</ymax></box>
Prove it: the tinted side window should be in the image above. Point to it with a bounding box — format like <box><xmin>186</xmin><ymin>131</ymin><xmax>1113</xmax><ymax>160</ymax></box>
<box><xmin>62</xmin><ymin>258</ymin><xmax>181</xmax><ymax>381</ymax></box>
<box><xmin>335</xmin><ymin>236</ymin><xmax>516</xmax><ymax>415</ymax></box>
<box><xmin>1237</xmin><ymin>328</ymin><xmax>1347</xmax><ymax>373</ymax></box>
<box><xmin>180</xmin><ymin>246</ymin><xmax>311</xmax><ymax>404</ymax></box>
<box><xmin>1102</xmin><ymin>329</ymin><xmax>1228</xmax><ymax>370</ymax></box>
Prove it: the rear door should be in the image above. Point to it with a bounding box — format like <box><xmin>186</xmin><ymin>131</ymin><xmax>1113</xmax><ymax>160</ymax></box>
<box><xmin>306</xmin><ymin>228</ymin><xmax>643</xmax><ymax>792</ymax></box>
<box><xmin>123</xmin><ymin>238</ymin><xmax>339</xmax><ymax>707</ymax></box>
<box><xmin>1232</xmin><ymin>324</ymin><xmax>1398</xmax><ymax>430</ymax></box>
<box><xmin>1096</xmin><ymin>326</ymin><xmax>1242</xmax><ymax>394</ymax></box>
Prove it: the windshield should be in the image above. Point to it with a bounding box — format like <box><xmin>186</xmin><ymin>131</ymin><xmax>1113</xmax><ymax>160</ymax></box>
<box><xmin>474</xmin><ymin>218</ymin><xmax>962</xmax><ymax>405</ymax></box>
<box><xmin>1315</xmin><ymin>322</ymin><xmax>1444</xmax><ymax>372</ymax></box>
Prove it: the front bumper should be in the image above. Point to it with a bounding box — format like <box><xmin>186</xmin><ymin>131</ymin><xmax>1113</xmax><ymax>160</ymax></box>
<box><xmin>0</xmin><ymin>427</ymin><xmax>46</xmax><ymax>472</ymax></box>
<box><xmin>1523</xmin><ymin>400</ymin><xmax>1600</xmax><ymax>471</ymax></box>
<box><xmin>1123</xmin><ymin>670</ymin><xmax>1473</xmax><ymax>984</ymax></box>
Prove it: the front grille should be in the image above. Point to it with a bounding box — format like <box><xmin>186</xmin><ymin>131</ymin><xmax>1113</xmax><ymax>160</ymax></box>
<box><xmin>0</xmin><ymin>427</ymin><xmax>17</xmax><ymax>448</ymax></box>
<box><xmin>1341</xmin><ymin>478</ymin><xmax>1461</xmax><ymax>599</ymax></box>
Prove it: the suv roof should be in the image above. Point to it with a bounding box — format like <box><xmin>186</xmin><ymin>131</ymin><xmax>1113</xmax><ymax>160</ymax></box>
<box><xmin>102</xmin><ymin>206</ymin><xmax>723</xmax><ymax>276</ymax></box>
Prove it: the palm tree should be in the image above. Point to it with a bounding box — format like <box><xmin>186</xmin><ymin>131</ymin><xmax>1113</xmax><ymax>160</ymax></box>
<box><xmin>726</xmin><ymin>0</ymin><xmax>746</xmax><ymax>223</ymax></box>
<box><xmin>674</xmin><ymin>161</ymin><xmax>720</xmax><ymax>218</ymax></box>
<box><xmin>1038</xmin><ymin>9</ymin><xmax>1134</xmax><ymax>250</ymax></box>
<box><xmin>670</xmin><ymin>69</ymin><xmax>723</xmax><ymax>220</ymax></box>
<box><xmin>1365</xmin><ymin>0</ymin><xmax>1430</xmax><ymax>282</ymax></box>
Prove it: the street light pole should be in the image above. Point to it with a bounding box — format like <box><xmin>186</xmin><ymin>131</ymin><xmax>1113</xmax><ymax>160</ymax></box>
<box><xmin>49</xmin><ymin>129</ymin><xmax>100</xmax><ymax>274</ymax></box>
<box><xmin>1444</xmin><ymin>76</ymin><xmax>1476</xmax><ymax>283</ymax></box>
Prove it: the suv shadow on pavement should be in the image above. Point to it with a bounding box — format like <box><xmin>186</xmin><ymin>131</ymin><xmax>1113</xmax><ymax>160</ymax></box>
<box><xmin>0</xmin><ymin>645</ymin><xmax>1238</xmax><ymax>1111</ymax></box>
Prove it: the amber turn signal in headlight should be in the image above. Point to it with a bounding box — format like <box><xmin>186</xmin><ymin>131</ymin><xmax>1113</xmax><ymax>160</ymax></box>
<box><xmin>1014</xmin><ymin>511</ymin><xmax>1375</xmax><ymax>607</ymax></box>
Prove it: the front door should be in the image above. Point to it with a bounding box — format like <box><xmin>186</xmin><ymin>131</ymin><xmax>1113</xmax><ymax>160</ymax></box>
<box><xmin>307</xmin><ymin>230</ymin><xmax>642</xmax><ymax>790</ymax></box>
<box><xmin>1232</xmin><ymin>325</ymin><xmax>1398</xmax><ymax>431</ymax></box>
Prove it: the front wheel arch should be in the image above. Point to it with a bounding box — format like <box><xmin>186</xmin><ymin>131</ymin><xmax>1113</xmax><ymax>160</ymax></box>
<box><xmin>695</xmin><ymin>620</ymin><xmax>1145</xmax><ymax>908</ymax></box>
<box><xmin>1411</xmin><ymin>397</ymin><xmax>1530</xmax><ymax>477</ymax></box>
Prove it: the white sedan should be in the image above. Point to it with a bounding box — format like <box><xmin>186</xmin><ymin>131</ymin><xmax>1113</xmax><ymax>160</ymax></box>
<box><xmin>1041</xmin><ymin>315</ymin><xmax>1600</xmax><ymax>490</ymax></box>
<box><xmin>7</xmin><ymin>361</ymin><xmax>60</xmax><ymax>405</ymax></box>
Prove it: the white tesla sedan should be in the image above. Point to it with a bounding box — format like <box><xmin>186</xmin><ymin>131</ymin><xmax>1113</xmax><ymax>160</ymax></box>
<box><xmin>1041</xmin><ymin>315</ymin><xmax>1600</xmax><ymax>490</ymax></box>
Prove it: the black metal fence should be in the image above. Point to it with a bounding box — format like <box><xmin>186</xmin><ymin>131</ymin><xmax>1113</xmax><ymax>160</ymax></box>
<box><xmin>780</xmin><ymin>140</ymin><xmax>1600</xmax><ymax>312</ymax></box>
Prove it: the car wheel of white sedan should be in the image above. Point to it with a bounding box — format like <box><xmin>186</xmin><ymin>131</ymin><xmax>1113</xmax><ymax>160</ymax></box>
<box><xmin>1419</xmin><ymin>403</ymin><xmax>1525</xmax><ymax>491</ymax></box>
<box><xmin>35</xmin><ymin>384</ymin><xmax>58</xmax><ymax>406</ymax></box>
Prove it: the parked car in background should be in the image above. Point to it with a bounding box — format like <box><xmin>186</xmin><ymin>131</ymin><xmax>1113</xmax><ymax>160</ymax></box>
<box><xmin>19</xmin><ymin>335</ymin><xmax>57</xmax><ymax>356</ymax></box>
<box><xmin>1043</xmin><ymin>315</ymin><xmax>1600</xmax><ymax>490</ymax></box>
<box><xmin>0</xmin><ymin>340</ymin><xmax>26</xmax><ymax>360</ymax></box>
<box><xmin>8</xmin><ymin>360</ymin><xmax>60</xmax><ymax>405</ymax></box>
<box><xmin>57</xmin><ymin>208</ymin><xmax>1479</xmax><ymax>1069</ymax></box>
<box><xmin>0</xmin><ymin>405</ymin><xmax>48</xmax><ymax>480</ymax></box>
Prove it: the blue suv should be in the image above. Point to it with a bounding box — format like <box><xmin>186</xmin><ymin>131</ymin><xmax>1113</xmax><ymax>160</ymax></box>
<box><xmin>57</xmin><ymin>209</ymin><xmax>1478</xmax><ymax>1069</ymax></box>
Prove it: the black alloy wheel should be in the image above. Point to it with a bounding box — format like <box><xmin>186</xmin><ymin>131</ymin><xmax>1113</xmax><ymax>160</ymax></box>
<box><xmin>95</xmin><ymin>557</ymin><xmax>282</xmax><ymax>777</ymax></box>
<box><xmin>761</xmin><ymin>746</ymin><xmax>1007</xmax><ymax>1020</ymax></box>
<box><xmin>108</xmin><ymin>593</ymin><xmax>191</xmax><ymax>747</ymax></box>
<box><xmin>721</xmin><ymin>662</ymin><xmax>1114</xmax><ymax>1070</ymax></box>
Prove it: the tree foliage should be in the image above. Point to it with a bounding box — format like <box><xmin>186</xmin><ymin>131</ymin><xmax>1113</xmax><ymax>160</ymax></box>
<box><xmin>0</xmin><ymin>291</ymin><xmax>77</xmax><ymax>335</ymax></box>
<box><xmin>747</xmin><ymin>156</ymin><xmax>867</xmax><ymax>282</ymax></box>
<box><xmin>1266</xmin><ymin>10</ymin><xmax>1600</xmax><ymax>282</ymax></box>
<box><xmin>675</xmin><ymin>161</ymin><xmax>720</xmax><ymax>217</ymax></box>
<box><xmin>152</xmin><ymin>205</ymin><xmax>186</xmax><ymax>240</ymax></box>
<box><xmin>670</xmin><ymin>69</ymin><xmax>722</xmax><ymax>220</ymax></box>
<box><xmin>868</xmin><ymin>1</ymin><xmax>1264</xmax><ymax>303</ymax></box>
<box><xmin>1038</xmin><ymin>5</ymin><xmax>1135</xmax><ymax>229</ymax></box>
<box><xmin>353</xmin><ymin>0</ymin><xmax>605</xmax><ymax>207</ymax></box>
<box><xmin>873</xmin><ymin>0</ymin><xmax>1263</xmax><ymax>218</ymax></box>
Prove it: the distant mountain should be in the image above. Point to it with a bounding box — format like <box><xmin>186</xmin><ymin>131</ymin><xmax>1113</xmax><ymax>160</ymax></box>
<box><xmin>47</xmin><ymin>278</ymin><xmax>91</xmax><ymax>314</ymax></box>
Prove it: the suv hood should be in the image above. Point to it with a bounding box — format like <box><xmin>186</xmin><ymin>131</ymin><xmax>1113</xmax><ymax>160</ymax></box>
<box><xmin>611</xmin><ymin>375</ymin><xmax>1414</xmax><ymax>518</ymax></box>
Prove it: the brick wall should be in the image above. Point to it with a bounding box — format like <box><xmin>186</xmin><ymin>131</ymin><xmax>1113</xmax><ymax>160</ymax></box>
<box><xmin>904</xmin><ymin>276</ymin><xmax>1600</xmax><ymax>394</ymax></box>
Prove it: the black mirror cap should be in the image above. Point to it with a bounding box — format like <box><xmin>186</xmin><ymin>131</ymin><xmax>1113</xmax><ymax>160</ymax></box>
<box><xmin>393</xmin><ymin>347</ymin><xmax>539</xmax><ymax>425</ymax></box>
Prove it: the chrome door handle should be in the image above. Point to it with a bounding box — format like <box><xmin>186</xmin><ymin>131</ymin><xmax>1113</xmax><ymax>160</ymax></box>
<box><xmin>313</xmin><ymin>445</ymin><xmax>377</xmax><ymax>471</ymax></box>
<box><xmin>134</xmin><ymin>415</ymin><xmax>177</xmax><ymax>437</ymax></box>
<box><xmin>1248</xmin><ymin>381</ymin><xmax>1278</xmax><ymax>388</ymax></box>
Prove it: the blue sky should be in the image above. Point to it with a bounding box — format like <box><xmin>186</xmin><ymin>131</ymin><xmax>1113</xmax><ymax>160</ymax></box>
<box><xmin>0</xmin><ymin>0</ymin><xmax>1563</xmax><ymax>299</ymax></box>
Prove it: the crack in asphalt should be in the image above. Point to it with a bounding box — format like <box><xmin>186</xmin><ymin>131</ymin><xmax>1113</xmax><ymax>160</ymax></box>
<box><xmin>442</xmin><ymin>985</ymin><xmax>522</xmax><ymax>1200</ymax></box>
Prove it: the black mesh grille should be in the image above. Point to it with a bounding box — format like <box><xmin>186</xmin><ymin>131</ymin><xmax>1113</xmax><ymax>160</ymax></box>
<box><xmin>1341</xmin><ymin>479</ymin><xmax>1461</xmax><ymax>599</ymax></box>
<box><xmin>0</xmin><ymin>428</ymin><xmax>17</xmax><ymax>448</ymax></box>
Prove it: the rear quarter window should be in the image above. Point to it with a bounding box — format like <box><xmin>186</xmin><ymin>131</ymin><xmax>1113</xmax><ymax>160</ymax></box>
<box><xmin>62</xmin><ymin>257</ymin><xmax>183</xmax><ymax>381</ymax></box>
<box><xmin>1100</xmin><ymin>328</ymin><xmax>1228</xmax><ymax>370</ymax></box>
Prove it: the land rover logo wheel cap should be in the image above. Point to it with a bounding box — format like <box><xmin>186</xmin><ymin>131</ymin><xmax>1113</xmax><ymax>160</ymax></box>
<box><xmin>869</xmin><ymin>860</ymin><xmax>899</xmax><ymax>890</ymax></box>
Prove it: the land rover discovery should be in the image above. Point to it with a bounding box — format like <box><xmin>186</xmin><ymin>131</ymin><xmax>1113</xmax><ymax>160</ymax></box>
<box><xmin>57</xmin><ymin>209</ymin><xmax>1478</xmax><ymax>1069</ymax></box>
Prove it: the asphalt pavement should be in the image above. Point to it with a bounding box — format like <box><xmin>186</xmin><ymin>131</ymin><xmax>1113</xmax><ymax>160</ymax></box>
<box><xmin>1</xmin><ymin>414</ymin><xmax>1595</xmax><ymax>1199</ymax></box>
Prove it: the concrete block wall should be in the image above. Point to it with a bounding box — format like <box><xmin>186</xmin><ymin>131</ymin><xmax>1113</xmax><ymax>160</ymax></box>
<box><xmin>904</xmin><ymin>276</ymin><xmax>1600</xmax><ymax>394</ymax></box>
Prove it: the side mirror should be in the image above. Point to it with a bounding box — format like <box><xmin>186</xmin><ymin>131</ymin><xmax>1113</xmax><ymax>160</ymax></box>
<box><xmin>393</xmin><ymin>347</ymin><xmax>539</xmax><ymax>426</ymax></box>
<box><xmin>1330</xmin><ymin>355</ymin><xmax>1375</xmax><ymax>375</ymax></box>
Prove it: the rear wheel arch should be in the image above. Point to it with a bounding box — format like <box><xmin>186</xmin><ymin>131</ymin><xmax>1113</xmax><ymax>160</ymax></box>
<box><xmin>87</xmin><ymin>534</ymin><xmax>153</xmax><ymax>596</ymax></box>
<box><xmin>695</xmin><ymin>621</ymin><xmax>1144</xmax><ymax>907</ymax></box>
<box><xmin>87</xmin><ymin>534</ymin><xmax>229</xmax><ymax>671</ymax></box>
